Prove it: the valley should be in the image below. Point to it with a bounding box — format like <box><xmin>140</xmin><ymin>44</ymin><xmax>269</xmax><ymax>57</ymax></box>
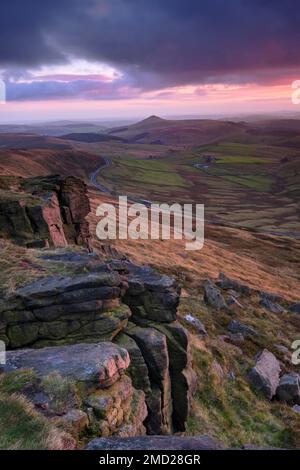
<box><xmin>0</xmin><ymin>116</ymin><xmax>300</xmax><ymax>449</ymax></box>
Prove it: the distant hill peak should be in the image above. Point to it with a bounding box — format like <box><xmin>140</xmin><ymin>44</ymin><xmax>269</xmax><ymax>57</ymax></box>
<box><xmin>140</xmin><ymin>115</ymin><xmax>164</xmax><ymax>124</ymax></box>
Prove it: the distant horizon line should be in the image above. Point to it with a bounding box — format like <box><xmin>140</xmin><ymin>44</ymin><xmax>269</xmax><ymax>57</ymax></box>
<box><xmin>0</xmin><ymin>109</ymin><xmax>300</xmax><ymax>126</ymax></box>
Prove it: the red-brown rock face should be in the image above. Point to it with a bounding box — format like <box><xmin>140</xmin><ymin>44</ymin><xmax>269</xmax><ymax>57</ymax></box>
<box><xmin>0</xmin><ymin>175</ymin><xmax>91</xmax><ymax>250</ymax></box>
<box><xmin>42</xmin><ymin>192</ymin><xmax>68</xmax><ymax>247</ymax></box>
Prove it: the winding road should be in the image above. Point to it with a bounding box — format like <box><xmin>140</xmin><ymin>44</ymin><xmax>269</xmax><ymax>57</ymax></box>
<box><xmin>89</xmin><ymin>157</ymin><xmax>152</xmax><ymax>207</ymax></box>
<box><xmin>89</xmin><ymin>156</ymin><xmax>300</xmax><ymax>239</ymax></box>
<box><xmin>89</xmin><ymin>157</ymin><xmax>112</xmax><ymax>193</ymax></box>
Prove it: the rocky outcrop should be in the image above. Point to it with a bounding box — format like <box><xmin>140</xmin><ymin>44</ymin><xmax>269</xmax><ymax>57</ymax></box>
<box><xmin>2</xmin><ymin>342</ymin><xmax>129</xmax><ymax>387</ymax></box>
<box><xmin>247</xmin><ymin>349</ymin><xmax>281</xmax><ymax>399</ymax></box>
<box><xmin>115</xmin><ymin>321</ymin><xmax>196</xmax><ymax>434</ymax></box>
<box><xmin>0</xmin><ymin>342</ymin><xmax>147</xmax><ymax>440</ymax></box>
<box><xmin>85</xmin><ymin>375</ymin><xmax>147</xmax><ymax>438</ymax></box>
<box><xmin>0</xmin><ymin>253</ymin><xmax>196</xmax><ymax>435</ymax></box>
<box><xmin>0</xmin><ymin>270</ymin><xmax>130</xmax><ymax>349</ymax></box>
<box><xmin>150</xmin><ymin>321</ymin><xmax>197</xmax><ymax>432</ymax></box>
<box><xmin>0</xmin><ymin>175</ymin><xmax>91</xmax><ymax>249</ymax></box>
<box><xmin>86</xmin><ymin>435</ymin><xmax>224</xmax><ymax>450</ymax></box>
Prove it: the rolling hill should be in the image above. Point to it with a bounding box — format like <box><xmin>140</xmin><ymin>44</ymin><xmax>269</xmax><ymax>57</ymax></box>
<box><xmin>107</xmin><ymin>115</ymin><xmax>247</xmax><ymax>146</ymax></box>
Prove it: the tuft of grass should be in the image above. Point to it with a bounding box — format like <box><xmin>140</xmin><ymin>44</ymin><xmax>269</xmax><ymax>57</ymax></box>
<box><xmin>0</xmin><ymin>393</ymin><xmax>71</xmax><ymax>450</ymax></box>
<box><xmin>0</xmin><ymin>369</ymin><xmax>37</xmax><ymax>394</ymax></box>
<box><xmin>186</xmin><ymin>343</ymin><xmax>298</xmax><ymax>448</ymax></box>
<box><xmin>40</xmin><ymin>372</ymin><xmax>80</xmax><ymax>414</ymax></box>
<box><xmin>0</xmin><ymin>240</ymin><xmax>96</xmax><ymax>294</ymax></box>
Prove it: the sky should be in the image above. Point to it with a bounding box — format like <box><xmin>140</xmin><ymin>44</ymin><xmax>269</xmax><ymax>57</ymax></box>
<box><xmin>0</xmin><ymin>0</ymin><xmax>300</xmax><ymax>122</ymax></box>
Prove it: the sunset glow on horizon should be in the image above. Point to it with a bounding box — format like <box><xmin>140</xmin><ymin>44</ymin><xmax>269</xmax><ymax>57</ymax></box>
<box><xmin>1</xmin><ymin>1</ymin><xmax>300</xmax><ymax>121</ymax></box>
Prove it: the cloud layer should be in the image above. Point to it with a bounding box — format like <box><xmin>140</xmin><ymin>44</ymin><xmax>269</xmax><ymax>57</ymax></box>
<box><xmin>1</xmin><ymin>0</ymin><xmax>300</xmax><ymax>101</ymax></box>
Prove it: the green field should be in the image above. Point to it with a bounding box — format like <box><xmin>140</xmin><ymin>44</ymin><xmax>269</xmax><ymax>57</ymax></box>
<box><xmin>93</xmin><ymin>139</ymin><xmax>300</xmax><ymax>235</ymax></box>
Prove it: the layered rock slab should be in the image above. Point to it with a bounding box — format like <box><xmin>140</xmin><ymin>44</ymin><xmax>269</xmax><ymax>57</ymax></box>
<box><xmin>0</xmin><ymin>341</ymin><xmax>148</xmax><ymax>439</ymax></box>
<box><xmin>86</xmin><ymin>435</ymin><xmax>224</xmax><ymax>450</ymax></box>
<box><xmin>1</xmin><ymin>342</ymin><xmax>130</xmax><ymax>388</ymax></box>
<box><xmin>122</xmin><ymin>263</ymin><xmax>180</xmax><ymax>322</ymax></box>
<box><xmin>0</xmin><ymin>254</ymin><xmax>195</xmax><ymax>437</ymax></box>
<box><xmin>1</xmin><ymin>271</ymin><xmax>130</xmax><ymax>348</ymax></box>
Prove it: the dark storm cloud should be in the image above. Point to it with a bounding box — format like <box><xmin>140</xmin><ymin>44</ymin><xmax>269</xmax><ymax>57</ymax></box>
<box><xmin>1</xmin><ymin>0</ymin><xmax>300</xmax><ymax>100</ymax></box>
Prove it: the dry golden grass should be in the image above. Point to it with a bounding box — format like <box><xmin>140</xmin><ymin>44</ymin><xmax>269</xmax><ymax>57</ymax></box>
<box><xmin>88</xmin><ymin>190</ymin><xmax>300</xmax><ymax>301</ymax></box>
<box><xmin>87</xmin><ymin>189</ymin><xmax>300</xmax><ymax>448</ymax></box>
<box><xmin>0</xmin><ymin>240</ymin><xmax>90</xmax><ymax>294</ymax></box>
<box><xmin>0</xmin><ymin>392</ymin><xmax>74</xmax><ymax>450</ymax></box>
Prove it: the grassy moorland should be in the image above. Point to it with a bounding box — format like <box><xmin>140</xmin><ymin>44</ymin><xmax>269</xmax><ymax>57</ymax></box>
<box><xmin>88</xmin><ymin>189</ymin><xmax>300</xmax><ymax>448</ymax></box>
<box><xmin>92</xmin><ymin>138</ymin><xmax>300</xmax><ymax>236</ymax></box>
<box><xmin>0</xmin><ymin>117</ymin><xmax>299</xmax><ymax>448</ymax></box>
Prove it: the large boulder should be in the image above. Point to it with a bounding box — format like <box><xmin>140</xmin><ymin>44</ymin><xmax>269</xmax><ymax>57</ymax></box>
<box><xmin>86</xmin><ymin>435</ymin><xmax>224</xmax><ymax>450</ymax></box>
<box><xmin>247</xmin><ymin>349</ymin><xmax>281</xmax><ymax>399</ymax></box>
<box><xmin>0</xmin><ymin>341</ymin><xmax>149</xmax><ymax>440</ymax></box>
<box><xmin>276</xmin><ymin>373</ymin><xmax>300</xmax><ymax>405</ymax></box>
<box><xmin>1</xmin><ymin>342</ymin><xmax>130</xmax><ymax>388</ymax></box>
<box><xmin>14</xmin><ymin>271</ymin><xmax>121</xmax><ymax>306</ymax></box>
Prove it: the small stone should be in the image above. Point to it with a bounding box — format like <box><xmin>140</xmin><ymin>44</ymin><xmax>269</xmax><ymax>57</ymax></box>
<box><xmin>292</xmin><ymin>405</ymin><xmax>300</xmax><ymax>414</ymax></box>
<box><xmin>260</xmin><ymin>296</ymin><xmax>284</xmax><ymax>314</ymax></box>
<box><xmin>288</xmin><ymin>303</ymin><xmax>300</xmax><ymax>314</ymax></box>
<box><xmin>229</xmin><ymin>332</ymin><xmax>245</xmax><ymax>343</ymax></box>
<box><xmin>273</xmin><ymin>344</ymin><xmax>289</xmax><ymax>355</ymax></box>
<box><xmin>184</xmin><ymin>314</ymin><xmax>207</xmax><ymax>335</ymax></box>
<box><xmin>227</xmin><ymin>371</ymin><xmax>236</xmax><ymax>381</ymax></box>
<box><xmin>203</xmin><ymin>279</ymin><xmax>226</xmax><ymax>310</ymax></box>
<box><xmin>227</xmin><ymin>296</ymin><xmax>243</xmax><ymax>308</ymax></box>
<box><xmin>216</xmin><ymin>273</ymin><xmax>251</xmax><ymax>295</ymax></box>
<box><xmin>228</xmin><ymin>320</ymin><xmax>258</xmax><ymax>338</ymax></box>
